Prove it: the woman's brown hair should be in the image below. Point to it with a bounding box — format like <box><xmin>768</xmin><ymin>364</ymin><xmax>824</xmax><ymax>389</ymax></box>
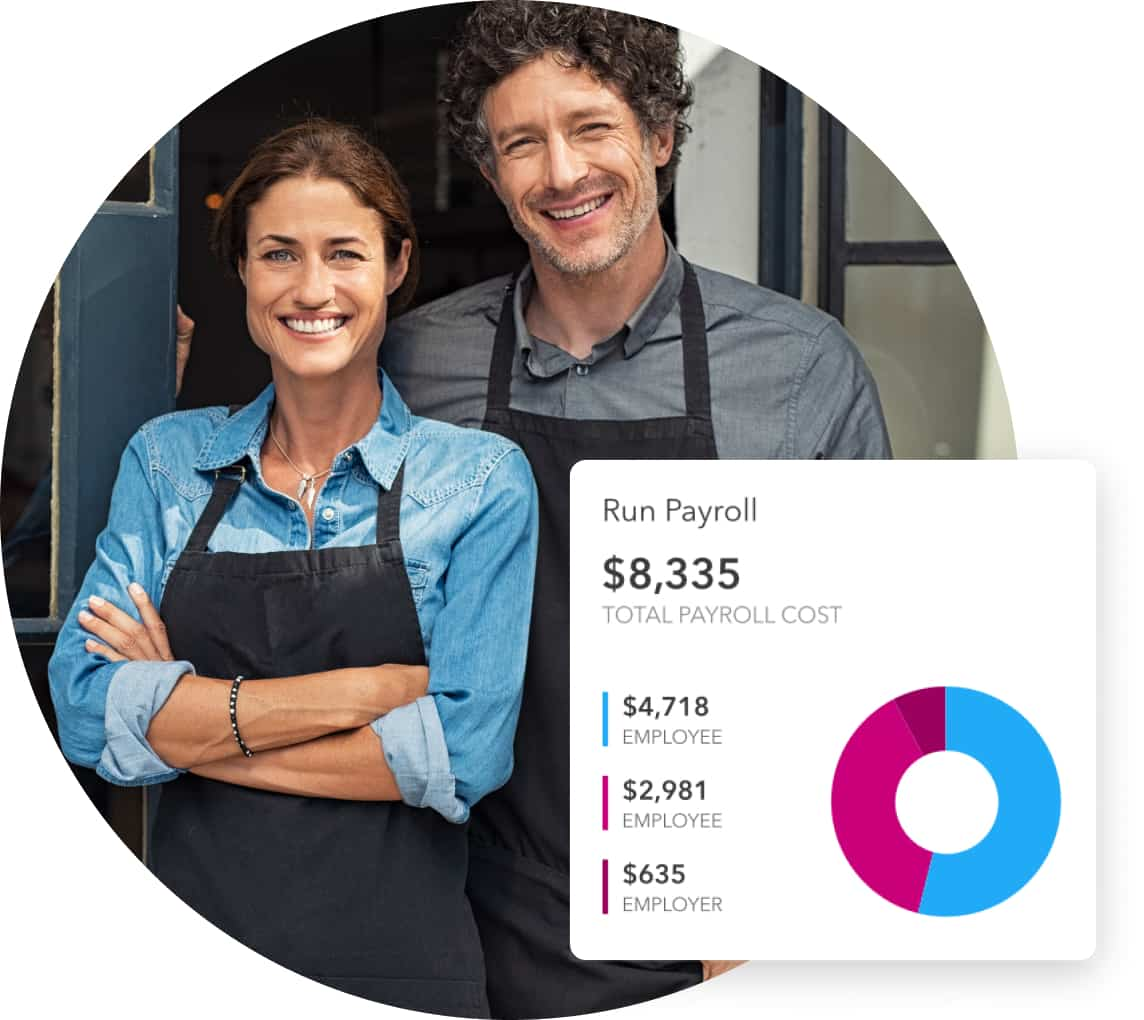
<box><xmin>212</xmin><ymin>118</ymin><xmax>419</xmax><ymax>312</ymax></box>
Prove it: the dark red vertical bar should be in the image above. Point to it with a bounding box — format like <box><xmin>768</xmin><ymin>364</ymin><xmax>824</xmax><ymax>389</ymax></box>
<box><xmin>602</xmin><ymin>775</ymin><xmax>609</xmax><ymax>830</ymax></box>
<box><xmin>602</xmin><ymin>859</ymin><xmax>609</xmax><ymax>914</ymax></box>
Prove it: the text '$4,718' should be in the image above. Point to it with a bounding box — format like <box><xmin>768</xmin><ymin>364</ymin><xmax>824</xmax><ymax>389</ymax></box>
<box><xmin>623</xmin><ymin>695</ymin><xmax>709</xmax><ymax>718</ymax></box>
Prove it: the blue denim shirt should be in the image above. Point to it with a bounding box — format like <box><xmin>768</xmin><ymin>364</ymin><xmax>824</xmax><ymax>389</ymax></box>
<box><xmin>47</xmin><ymin>371</ymin><xmax>538</xmax><ymax>823</ymax></box>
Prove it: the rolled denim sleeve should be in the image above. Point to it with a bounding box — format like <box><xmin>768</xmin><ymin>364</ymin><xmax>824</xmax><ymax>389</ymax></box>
<box><xmin>371</xmin><ymin>444</ymin><xmax>538</xmax><ymax>823</ymax></box>
<box><xmin>48</xmin><ymin>429</ymin><xmax>193</xmax><ymax>784</ymax></box>
<box><xmin>372</xmin><ymin>698</ymin><xmax>460</xmax><ymax>821</ymax></box>
<box><xmin>98</xmin><ymin>660</ymin><xmax>193</xmax><ymax>785</ymax></box>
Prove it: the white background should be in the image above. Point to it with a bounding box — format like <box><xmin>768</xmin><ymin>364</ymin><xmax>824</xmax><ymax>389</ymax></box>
<box><xmin>568</xmin><ymin>462</ymin><xmax>1093</xmax><ymax>960</ymax></box>
<box><xmin>1</xmin><ymin>1</ymin><xmax>1139</xmax><ymax>1017</ymax></box>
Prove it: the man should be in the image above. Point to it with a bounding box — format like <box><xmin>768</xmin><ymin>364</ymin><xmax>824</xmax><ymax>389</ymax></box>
<box><xmin>381</xmin><ymin>3</ymin><xmax>891</xmax><ymax>1018</ymax></box>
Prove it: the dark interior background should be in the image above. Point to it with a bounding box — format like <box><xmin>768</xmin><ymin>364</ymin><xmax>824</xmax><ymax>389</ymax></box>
<box><xmin>179</xmin><ymin>3</ymin><xmax>512</xmax><ymax>407</ymax></box>
<box><xmin>176</xmin><ymin>2</ymin><xmax>676</xmax><ymax>410</ymax></box>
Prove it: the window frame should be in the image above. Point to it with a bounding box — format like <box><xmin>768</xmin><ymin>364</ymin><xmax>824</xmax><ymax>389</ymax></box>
<box><xmin>817</xmin><ymin>111</ymin><xmax>953</xmax><ymax>320</ymax></box>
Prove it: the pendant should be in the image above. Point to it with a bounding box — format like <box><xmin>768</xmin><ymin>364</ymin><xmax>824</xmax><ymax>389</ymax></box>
<box><xmin>297</xmin><ymin>476</ymin><xmax>313</xmax><ymax>506</ymax></box>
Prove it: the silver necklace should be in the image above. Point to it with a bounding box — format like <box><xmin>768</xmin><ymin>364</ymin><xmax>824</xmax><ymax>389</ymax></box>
<box><xmin>269</xmin><ymin>425</ymin><xmax>334</xmax><ymax>510</ymax></box>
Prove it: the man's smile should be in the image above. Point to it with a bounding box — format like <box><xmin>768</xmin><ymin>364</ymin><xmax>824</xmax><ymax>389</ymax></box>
<box><xmin>541</xmin><ymin>193</ymin><xmax>613</xmax><ymax>222</ymax></box>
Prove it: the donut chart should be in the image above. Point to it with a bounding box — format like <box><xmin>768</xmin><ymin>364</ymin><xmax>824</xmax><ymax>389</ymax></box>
<box><xmin>831</xmin><ymin>687</ymin><xmax>1060</xmax><ymax>916</ymax></box>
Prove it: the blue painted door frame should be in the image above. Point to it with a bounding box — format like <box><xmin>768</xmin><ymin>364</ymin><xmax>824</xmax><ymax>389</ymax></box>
<box><xmin>14</xmin><ymin>130</ymin><xmax>180</xmax><ymax>639</ymax></box>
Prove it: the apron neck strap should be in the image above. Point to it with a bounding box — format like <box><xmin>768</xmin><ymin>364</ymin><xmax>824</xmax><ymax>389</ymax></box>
<box><xmin>484</xmin><ymin>259</ymin><xmax>713</xmax><ymax>422</ymax></box>
<box><xmin>186</xmin><ymin>465</ymin><xmax>246</xmax><ymax>553</ymax></box>
<box><xmin>185</xmin><ymin>403</ymin><xmax>248</xmax><ymax>553</ymax></box>
<box><xmin>375</xmin><ymin>461</ymin><xmax>405</xmax><ymax>546</ymax></box>
<box><xmin>485</xmin><ymin>277</ymin><xmax>519</xmax><ymax>413</ymax></box>
<box><xmin>678</xmin><ymin>258</ymin><xmax>713</xmax><ymax>422</ymax></box>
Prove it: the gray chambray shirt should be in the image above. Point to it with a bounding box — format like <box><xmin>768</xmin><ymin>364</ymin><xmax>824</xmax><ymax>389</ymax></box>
<box><xmin>381</xmin><ymin>239</ymin><xmax>892</xmax><ymax>460</ymax></box>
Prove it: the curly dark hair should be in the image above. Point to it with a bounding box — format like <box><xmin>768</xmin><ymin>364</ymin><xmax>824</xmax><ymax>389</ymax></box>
<box><xmin>212</xmin><ymin>118</ymin><xmax>419</xmax><ymax>312</ymax></box>
<box><xmin>443</xmin><ymin>1</ymin><xmax>693</xmax><ymax>203</ymax></box>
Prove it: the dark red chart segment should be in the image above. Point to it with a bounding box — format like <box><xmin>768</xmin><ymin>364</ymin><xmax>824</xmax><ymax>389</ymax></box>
<box><xmin>894</xmin><ymin>686</ymin><xmax>945</xmax><ymax>755</ymax></box>
<box><xmin>830</xmin><ymin>693</ymin><xmax>937</xmax><ymax>911</ymax></box>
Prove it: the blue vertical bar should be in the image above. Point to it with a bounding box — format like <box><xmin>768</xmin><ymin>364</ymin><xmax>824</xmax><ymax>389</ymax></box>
<box><xmin>602</xmin><ymin>691</ymin><xmax>609</xmax><ymax>746</ymax></box>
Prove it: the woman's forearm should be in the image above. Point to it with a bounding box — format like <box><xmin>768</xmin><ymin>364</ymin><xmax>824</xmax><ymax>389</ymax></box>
<box><xmin>147</xmin><ymin>664</ymin><xmax>426</xmax><ymax>769</ymax></box>
<box><xmin>189</xmin><ymin>725</ymin><xmax>401</xmax><ymax>800</ymax></box>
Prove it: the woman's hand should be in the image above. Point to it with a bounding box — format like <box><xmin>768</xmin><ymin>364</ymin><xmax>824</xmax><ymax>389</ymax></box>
<box><xmin>79</xmin><ymin>582</ymin><xmax>173</xmax><ymax>662</ymax></box>
<box><xmin>175</xmin><ymin>305</ymin><xmax>194</xmax><ymax>396</ymax></box>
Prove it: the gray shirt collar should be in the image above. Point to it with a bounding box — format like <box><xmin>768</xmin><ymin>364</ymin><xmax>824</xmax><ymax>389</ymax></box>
<box><xmin>513</xmin><ymin>236</ymin><xmax>686</xmax><ymax>380</ymax></box>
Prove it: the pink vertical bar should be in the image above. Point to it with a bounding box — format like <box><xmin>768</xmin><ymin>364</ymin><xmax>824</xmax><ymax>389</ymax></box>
<box><xmin>602</xmin><ymin>859</ymin><xmax>609</xmax><ymax>914</ymax></box>
<box><xmin>602</xmin><ymin>775</ymin><xmax>609</xmax><ymax>830</ymax></box>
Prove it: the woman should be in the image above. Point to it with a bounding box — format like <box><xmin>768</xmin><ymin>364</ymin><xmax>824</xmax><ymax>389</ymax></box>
<box><xmin>48</xmin><ymin>119</ymin><xmax>538</xmax><ymax>1018</ymax></box>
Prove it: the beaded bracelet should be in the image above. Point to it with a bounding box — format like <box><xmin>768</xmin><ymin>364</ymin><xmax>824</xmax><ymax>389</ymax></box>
<box><xmin>229</xmin><ymin>675</ymin><xmax>254</xmax><ymax>758</ymax></box>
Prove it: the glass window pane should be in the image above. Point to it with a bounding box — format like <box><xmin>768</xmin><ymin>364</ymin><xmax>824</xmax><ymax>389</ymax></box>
<box><xmin>107</xmin><ymin>150</ymin><xmax>151</xmax><ymax>203</ymax></box>
<box><xmin>2</xmin><ymin>286</ymin><xmax>55</xmax><ymax>617</ymax></box>
<box><xmin>846</xmin><ymin>133</ymin><xmax>940</xmax><ymax>242</ymax></box>
<box><xmin>844</xmin><ymin>264</ymin><xmax>986</xmax><ymax>459</ymax></box>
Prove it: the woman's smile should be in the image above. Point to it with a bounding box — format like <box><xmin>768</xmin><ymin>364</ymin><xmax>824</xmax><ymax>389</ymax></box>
<box><xmin>279</xmin><ymin>314</ymin><xmax>351</xmax><ymax>338</ymax></box>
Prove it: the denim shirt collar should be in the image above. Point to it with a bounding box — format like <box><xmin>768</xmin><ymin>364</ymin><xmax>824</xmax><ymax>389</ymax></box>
<box><xmin>514</xmin><ymin>235</ymin><xmax>686</xmax><ymax>379</ymax></box>
<box><xmin>193</xmin><ymin>369</ymin><xmax>413</xmax><ymax>491</ymax></box>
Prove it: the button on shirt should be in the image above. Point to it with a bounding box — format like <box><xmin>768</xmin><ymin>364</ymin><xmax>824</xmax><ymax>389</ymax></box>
<box><xmin>382</xmin><ymin>238</ymin><xmax>892</xmax><ymax>459</ymax></box>
<box><xmin>47</xmin><ymin>372</ymin><xmax>539</xmax><ymax>823</ymax></box>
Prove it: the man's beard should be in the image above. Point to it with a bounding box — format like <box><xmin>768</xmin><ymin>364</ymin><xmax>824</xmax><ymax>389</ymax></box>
<box><xmin>509</xmin><ymin>168</ymin><xmax>660</xmax><ymax>277</ymax></box>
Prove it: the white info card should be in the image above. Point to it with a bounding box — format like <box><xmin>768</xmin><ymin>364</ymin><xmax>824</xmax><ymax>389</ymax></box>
<box><xmin>568</xmin><ymin>461</ymin><xmax>1094</xmax><ymax>960</ymax></box>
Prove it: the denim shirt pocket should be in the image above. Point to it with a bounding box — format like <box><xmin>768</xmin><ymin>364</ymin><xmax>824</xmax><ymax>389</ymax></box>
<box><xmin>404</xmin><ymin>557</ymin><xmax>431</xmax><ymax>609</ymax></box>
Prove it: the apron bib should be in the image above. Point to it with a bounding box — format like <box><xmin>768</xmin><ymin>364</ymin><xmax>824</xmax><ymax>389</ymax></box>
<box><xmin>471</xmin><ymin>261</ymin><xmax>716</xmax><ymax>1018</ymax></box>
<box><xmin>151</xmin><ymin>456</ymin><xmax>488</xmax><ymax>1018</ymax></box>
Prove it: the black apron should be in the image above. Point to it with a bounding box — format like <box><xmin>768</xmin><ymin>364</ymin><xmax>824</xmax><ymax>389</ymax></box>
<box><xmin>151</xmin><ymin>453</ymin><xmax>489</xmax><ymax>1018</ymax></box>
<box><xmin>471</xmin><ymin>261</ymin><xmax>716</xmax><ymax>1018</ymax></box>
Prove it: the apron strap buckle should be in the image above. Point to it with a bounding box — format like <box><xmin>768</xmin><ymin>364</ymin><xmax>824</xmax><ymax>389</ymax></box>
<box><xmin>215</xmin><ymin>464</ymin><xmax>247</xmax><ymax>483</ymax></box>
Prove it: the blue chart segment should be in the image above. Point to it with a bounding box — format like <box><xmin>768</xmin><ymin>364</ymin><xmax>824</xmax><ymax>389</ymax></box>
<box><xmin>921</xmin><ymin>688</ymin><xmax>1061</xmax><ymax>915</ymax></box>
<box><xmin>832</xmin><ymin>687</ymin><xmax>1061</xmax><ymax>917</ymax></box>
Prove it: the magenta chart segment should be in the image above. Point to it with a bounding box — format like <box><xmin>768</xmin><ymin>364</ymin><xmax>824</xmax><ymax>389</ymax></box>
<box><xmin>831</xmin><ymin>687</ymin><xmax>1061</xmax><ymax>916</ymax></box>
<box><xmin>831</xmin><ymin>691</ymin><xmax>934</xmax><ymax>910</ymax></box>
